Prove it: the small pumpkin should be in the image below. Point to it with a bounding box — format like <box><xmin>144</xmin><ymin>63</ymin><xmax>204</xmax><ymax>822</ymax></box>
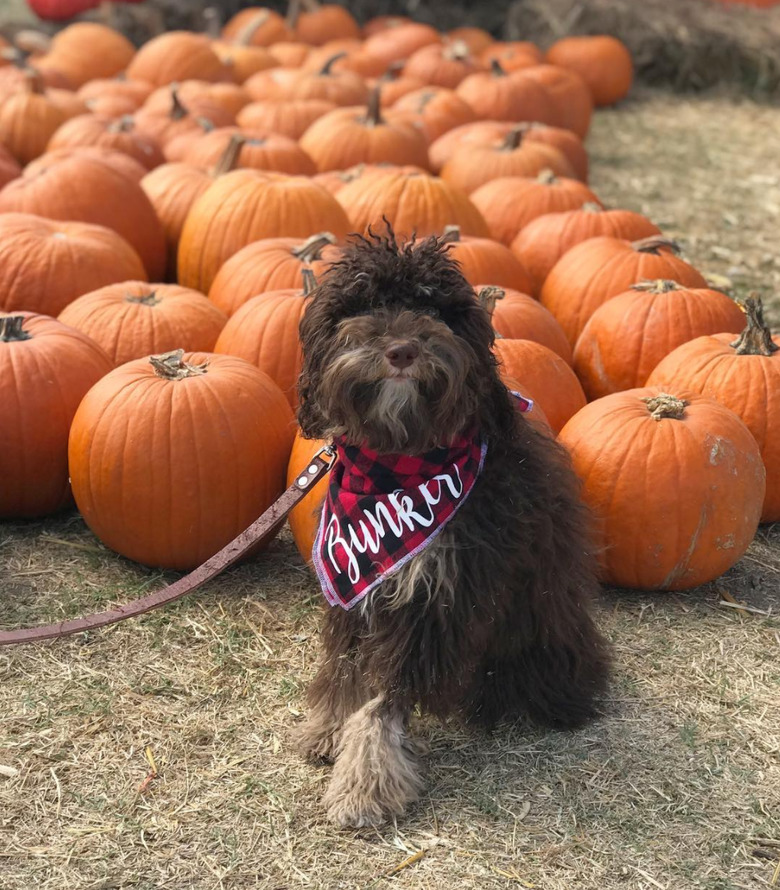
<box><xmin>573</xmin><ymin>280</ymin><xmax>746</xmax><ymax>400</ymax></box>
<box><xmin>126</xmin><ymin>31</ymin><xmax>230</xmax><ymax>87</ymax></box>
<box><xmin>208</xmin><ymin>232</ymin><xmax>337</xmax><ymax>317</ymax></box>
<box><xmin>47</xmin><ymin>114</ymin><xmax>165</xmax><ymax>171</ymax></box>
<box><xmin>361</xmin><ymin>22</ymin><xmax>442</xmax><ymax>68</ymax></box>
<box><xmin>59</xmin><ymin>282</ymin><xmax>228</xmax><ymax>367</ymax></box>
<box><xmin>455</xmin><ymin>60</ymin><xmax>555</xmax><ymax>125</ymax></box>
<box><xmin>134</xmin><ymin>86</ymin><xmax>235</xmax><ymax>150</ymax></box>
<box><xmin>1</xmin><ymin>312</ymin><xmax>113</xmax><ymax>518</ymax></box>
<box><xmin>290</xmin><ymin>1</ymin><xmax>361</xmax><ymax>45</ymax></box>
<box><xmin>0</xmin><ymin>70</ymin><xmax>68</xmax><ymax>164</ymax></box>
<box><xmin>222</xmin><ymin>8</ymin><xmax>293</xmax><ymax>46</ymax></box>
<box><xmin>441</xmin><ymin>226</ymin><xmax>533</xmax><ymax>292</ymax></box>
<box><xmin>470</xmin><ymin>170</ymin><xmax>601</xmax><ymax>246</ymax></box>
<box><xmin>646</xmin><ymin>296</ymin><xmax>780</xmax><ymax>522</ymax></box>
<box><xmin>520</xmin><ymin>65</ymin><xmax>593</xmax><ymax>139</ymax></box>
<box><xmin>480</xmin><ymin>41</ymin><xmax>543</xmax><ymax>72</ymax></box>
<box><xmin>541</xmin><ymin>236</ymin><xmax>708</xmax><ymax>347</ymax></box>
<box><xmin>236</xmin><ymin>98</ymin><xmax>336</xmax><ymax>139</ymax></box>
<box><xmin>68</xmin><ymin>349</ymin><xmax>295</xmax><ymax>570</ymax></box>
<box><xmin>558</xmin><ymin>389</ymin><xmax>765</xmax><ymax>589</ymax></box>
<box><xmin>545</xmin><ymin>36</ymin><xmax>633</xmax><ymax>107</ymax></box>
<box><xmin>35</xmin><ymin>23</ymin><xmax>136</xmax><ymax>88</ymax></box>
<box><xmin>446</xmin><ymin>27</ymin><xmax>494</xmax><ymax>55</ymax></box>
<box><xmin>402</xmin><ymin>40</ymin><xmax>483</xmax><ymax>88</ymax></box>
<box><xmin>390</xmin><ymin>87</ymin><xmax>478</xmax><ymax>143</ymax></box>
<box><xmin>510</xmin><ymin>203</ymin><xmax>661</xmax><ymax>295</ymax></box>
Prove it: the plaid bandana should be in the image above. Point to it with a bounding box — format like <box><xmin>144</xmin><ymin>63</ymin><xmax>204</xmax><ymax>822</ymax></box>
<box><xmin>312</xmin><ymin>392</ymin><xmax>533</xmax><ymax>610</ymax></box>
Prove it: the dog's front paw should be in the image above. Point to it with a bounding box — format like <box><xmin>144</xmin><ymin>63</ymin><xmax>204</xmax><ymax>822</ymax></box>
<box><xmin>295</xmin><ymin>718</ymin><xmax>340</xmax><ymax>765</ymax></box>
<box><xmin>323</xmin><ymin>777</ymin><xmax>393</xmax><ymax>828</ymax></box>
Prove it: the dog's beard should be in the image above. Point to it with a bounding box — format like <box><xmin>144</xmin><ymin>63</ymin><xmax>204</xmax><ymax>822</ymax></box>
<box><xmin>316</xmin><ymin>322</ymin><xmax>479</xmax><ymax>454</ymax></box>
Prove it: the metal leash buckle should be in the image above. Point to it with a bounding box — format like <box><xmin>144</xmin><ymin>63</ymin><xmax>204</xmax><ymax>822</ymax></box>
<box><xmin>294</xmin><ymin>443</ymin><xmax>336</xmax><ymax>491</ymax></box>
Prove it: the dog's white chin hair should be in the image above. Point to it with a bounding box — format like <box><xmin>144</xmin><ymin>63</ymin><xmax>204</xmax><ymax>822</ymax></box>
<box><xmin>365</xmin><ymin>377</ymin><xmax>421</xmax><ymax>444</ymax></box>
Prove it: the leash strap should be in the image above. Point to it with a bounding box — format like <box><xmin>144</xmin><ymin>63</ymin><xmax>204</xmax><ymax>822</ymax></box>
<box><xmin>0</xmin><ymin>446</ymin><xmax>335</xmax><ymax>646</ymax></box>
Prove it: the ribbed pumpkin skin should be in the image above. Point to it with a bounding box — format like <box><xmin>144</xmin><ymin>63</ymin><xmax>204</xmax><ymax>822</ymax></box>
<box><xmin>0</xmin><ymin>89</ymin><xmax>68</xmax><ymax>165</ymax></box>
<box><xmin>540</xmin><ymin>237</ymin><xmax>708</xmax><ymax>347</ymax></box>
<box><xmin>558</xmin><ymin>388</ymin><xmax>765</xmax><ymax>589</ymax></box>
<box><xmin>390</xmin><ymin>87</ymin><xmax>478</xmax><ymax>143</ymax></box>
<box><xmin>520</xmin><ymin>65</ymin><xmax>593</xmax><ymax>139</ymax></box>
<box><xmin>361</xmin><ymin>22</ymin><xmax>441</xmax><ymax>68</ymax></box>
<box><xmin>0</xmin><ymin>143</ymin><xmax>21</xmax><ymax>188</ymax></box>
<box><xmin>177</xmin><ymin>171</ymin><xmax>350</xmax><ymax>293</ymax></box>
<box><xmin>470</xmin><ymin>175</ymin><xmax>602</xmax><ymax>246</ymax></box>
<box><xmin>58</xmin><ymin>282</ymin><xmax>228</xmax><ymax>366</ymax></box>
<box><xmin>0</xmin><ymin>214</ymin><xmax>147</xmax><ymax>315</ymax></box>
<box><xmin>573</xmin><ymin>284</ymin><xmax>746</xmax><ymax>400</ymax></box>
<box><xmin>236</xmin><ymin>99</ymin><xmax>337</xmax><ymax>139</ymax></box>
<box><xmin>47</xmin><ymin>114</ymin><xmax>166</xmax><ymax>171</ymax></box>
<box><xmin>336</xmin><ymin>170</ymin><xmax>489</xmax><ymax>240</ymax></box>
<box><xmin>647</xmin><ymin>332</ymin><xmax>780</xmax><ymax>522</ymax></box>
<box><xmin>287</xmin><ymin>430</ymin><xmax>330</xmax><ymax>563</ymax></box>
<box><xmin>511</xmin><ymin>207</ymin><xmax>661</xmax><ymax>296</ymax></box>
<box><xmin>214</xmin><ymin>288</ymin><xmax>307</xmax><ymax>408</ymax></box>
<box><xmin>0</xmin><ymin>153</ymin><xmax>167</xmax><ymax>281</ymax></box>
<box><xmin>1</xmin><ymin>312</ymin><xmax>113</xmax><ymax>518</ymax></box>
<box><xmin>35</xmin><ymin>23</ymin><xmax>136</xmax><ymax>88</ymax></box>
<box><xmin>482</xmin><ymin>285</ymin><xmax>573</xmax><ymax>364</ymax></box>
<box><xmin>455</xmin><ymin>67</ymin><xmax>555</xmax><ymax>125</ymax></box>
<box><xmin>182</xmin><ymin>127</ymin><xmax>317</xmax><ymax>176</ymax></box>
<box><xmin>445</xmin><ymin>234</ymin><xmax>533</xmax><ymax>292</ymax></box>
<box><xmin>208</xmin><ymin>235</ymin><xmax>336</xmax><ymax>317</ymax></box>
<box><xmin>126</xmin><ymin>32</ymin><xmax>228</xmax><ymax>86</ymax></box>
<box><xmin>495</xmin><ymin>338</ymin><xmax>585</xmax><ymax>434</ymax></box>
<box><xmin>68</xmin><ymin>353</ymin><xmax>295</xmax><ymax>570</ymax></box>
<box><xmin>545</xmin><ymin>36</ymin><xmax>633</xmax><ymax>107</ymax></box>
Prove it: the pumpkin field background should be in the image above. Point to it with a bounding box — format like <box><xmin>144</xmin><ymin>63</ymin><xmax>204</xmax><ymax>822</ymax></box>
<box><xmin>1</xmin><ymin>5</ymin><xmax>780</xmax><ymax>889</ymax></box>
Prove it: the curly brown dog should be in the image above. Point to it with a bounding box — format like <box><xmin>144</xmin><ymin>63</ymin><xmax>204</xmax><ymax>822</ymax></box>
<box><xmin>295</xmin><ymin>229</ymin><xmax>611</xmax><ymax>828</ymax></box>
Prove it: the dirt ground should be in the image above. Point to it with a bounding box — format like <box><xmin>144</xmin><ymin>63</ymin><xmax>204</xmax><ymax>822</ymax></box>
<box><xmin>1</xmin><ymin>89</ymin><xmax>779</xmax><ymax>890</ymax></box>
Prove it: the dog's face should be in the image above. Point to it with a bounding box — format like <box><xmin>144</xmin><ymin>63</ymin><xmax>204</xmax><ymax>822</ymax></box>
<box><xmin>297</xmin><ymin>232</ymin><xmax>515</xmax><ymax>454</ymax></box>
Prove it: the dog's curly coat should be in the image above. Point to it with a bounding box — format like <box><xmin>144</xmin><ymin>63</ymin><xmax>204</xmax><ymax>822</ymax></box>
<box><xmin>296</xmin><ymin>229</ymin><xmax>611</xmax><ymax>828</ymax></box>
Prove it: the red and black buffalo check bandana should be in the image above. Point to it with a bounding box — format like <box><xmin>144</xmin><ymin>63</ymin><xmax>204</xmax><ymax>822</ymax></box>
<box><xmin>312</xmin><ymin>391</ymin><xmax>533</xmax><ymax>610</ymax></box>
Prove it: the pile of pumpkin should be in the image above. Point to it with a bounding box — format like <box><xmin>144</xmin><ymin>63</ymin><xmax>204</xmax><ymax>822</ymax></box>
<box><xmin>0</xmin><ymin>6</ymin><xmax>777</xmax><ymax>595</ymax></box>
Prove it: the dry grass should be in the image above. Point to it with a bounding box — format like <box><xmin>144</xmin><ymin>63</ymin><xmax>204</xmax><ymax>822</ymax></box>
<box><xmin>2</xmin><ymin>91</ymin><xmax>780</xmax><ymax>890</ymax></box>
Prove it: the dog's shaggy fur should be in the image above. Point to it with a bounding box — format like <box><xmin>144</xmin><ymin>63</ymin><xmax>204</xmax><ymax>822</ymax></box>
<box><xmin>296</xmin><ymin>230</ymin><xmax>611</xmax><ymax>828</ymax></box>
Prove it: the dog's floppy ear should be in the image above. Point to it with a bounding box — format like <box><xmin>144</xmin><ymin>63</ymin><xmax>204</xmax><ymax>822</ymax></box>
<box><xmin>297</xmin><ymin>285</ymin><xmax>333</xmax><ymax>439</ymax></box>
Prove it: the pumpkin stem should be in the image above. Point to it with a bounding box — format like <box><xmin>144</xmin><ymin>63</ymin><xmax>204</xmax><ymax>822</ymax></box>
<box><xmin>149</xmin><ymin>349</ymin><xmax>208</xmax><ymax>380</ymax></box>
<box><xmin>213</xmin><ymin>133</ymin><xmax>245</xmax><ymax>176</ymax></box>
<box><xmin>444</xmin><ymin>39</ymin><xmax>471</xmax><ymax>62</ymax></box>
<box><xmin>502</xmin><ymin>125</ymin><xmax>527</xmax><ymax>151</ymax></box>
<box><xmin>642</xmin><ymin>393</ymin><xmax>688</xmax><ymax>421</ymax></box>
<box><xmin>194</xmin><ymin>116</ymin><xmax>216</xmax><ymax>135</ymax></box>
<box><xmin>202</xmin><ymin>6</ymin><xmax>221</xmax><ymax>39</ymax></box>
<box><xmin>477</xmin><ymin>286</ymin><xmax>505</xmax><ymax>318</ymax></box>
<box><xmin>729</xmin><ymin>294</ymin><xmax>779</xmax><ymax>356</ymax></box>
<box><xmin>442</xmin><ymin>225</ymin><xmax>461</xmax><ymax>243</ymax></box>
<box><xmin>0</xmin><ymin>315</ymin><xmax>31</xmax><ymax>342</ymax></box>
<box><xmin>286</xmin><ymin>0</ymin><xmax>302</xmax><ymax>28</ymax></box>
<box><xmin>365</xmin><ymin>86</ymin><xmax>383</xmax><ymax>127</ymax></box>
<box><xmin>319</xmin><ymin>52</ymin><xmax>348</xmax><ymax>76</ymax></box>
<box><xmin>490</xmin><ymin>58</ymin><xmax>507</xmax><ymax>77</ymax></box>
<box><xmin>292</xmin><ymin>231</ymin><xmax>337</xmax><ymax>263</ymax></box>
<box><xmin>379</xmin><ymin>60</ymin><xmax>405</xmax><ymax>82</ymax></box>
<box><xmin>630</xmin><ymin>279</ymin><xmax>681</xmax><ymax>294</ymax></box>
<box><xmin>301</xmin><ymin>268</ymin><xmax>318</xmax><ymax>296</ymax></box>
<box><xmin>632</xmin><ymin>236</ymin><xmax>681</xmax><ymax>256</ymax></box>
<box><xmin>108</xmin><ymin>115</ymin><xmax>136</xmax><ymax>134</ymax></box>
<box><xmin>537</xmin><ymin>168</ymin><xmax>558</xmax><ymax>185</ymax></box>
<box><xmin>23</xmin><ymin>67</ymin><xmax>45</xmax><ymax>95</ymax></box>
<box><xmin>236</xmin><ymin>10</ymin><xmax>271</xmax><ymax>46</ymax></box>
<box><xmin>125</xmin><ymin>291</ymin><xmax>160</xmax><ymax>306</ymax></box>
<box><xmin>170</xmin><ymin>86</ymin><xmax>189</xmax><ymax>121</ymax></box>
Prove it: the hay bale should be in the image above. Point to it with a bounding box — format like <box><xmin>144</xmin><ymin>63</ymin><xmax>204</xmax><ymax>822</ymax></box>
<box><xmin>507</xmin><ymin>0</ymin><xmax>780</xmax><ymax>96</ymax></box>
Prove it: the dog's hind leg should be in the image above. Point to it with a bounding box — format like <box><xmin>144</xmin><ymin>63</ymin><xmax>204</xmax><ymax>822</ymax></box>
<box><xmin>323</xmin><ymin>694</ymin><xmax>423</xmax><ymax>828</ymax></box>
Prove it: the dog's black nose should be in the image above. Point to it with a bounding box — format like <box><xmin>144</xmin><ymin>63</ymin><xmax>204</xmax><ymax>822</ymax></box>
<box><xmin>385</xmin><ymin>341</ymin><xmax>419</xmax><ymax>369</ymax></box>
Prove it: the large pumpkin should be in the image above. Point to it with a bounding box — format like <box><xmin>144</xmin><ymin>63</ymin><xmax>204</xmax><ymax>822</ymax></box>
<box><xmin>1</xmin><ymin>312</ymin><xmax>113</xmax><ymax>518</ymax></box>
<box><xmin>68</xmin><ymin>350</ymin><xmax>295</xmax><ymax>570</ymax></box>
<box><xmin>177</xmin><ymin>171</ymin><xmax>350</xmax><ymax>292</ymax></box>
<box><xmin>287</xmin><ymin>430</ymin><xmax>330</xmax><ymax>563</ymax></box>
<box><xmin>0</xmin><ymin>151</ymin><xmax>167</xmax><ymax>281</ymax></box>
<box><xmin>208</xmin><ymin>232</ymin><xmax>337</xmax><ymax>317</ymax></box>
<box><xmin>470</xmin><ymin>171</ymin><xmax>601</xmax><ymax>246</ymax></box>
<box><xmin>58</xmin><ymin>282</ymin><xmax>228</xmax><ymax>366</ymax></box>
<box><xmin>545</xmin><ymin>36</ymin><xmax>633</xmax><ymax>107</ymax></box>
<box><xmin>335</xmin><ymin>168</ymin><xmax>489</xmax><ymax>240</ymax></box>
<box><xmin>647</xmin><ymin>297</ymin><xmax>780</xmax><ymax>522</ymax></box>
<box><xmin>494</xmin><ymin>337</ymin><xmax>585</xmax><ymax>434</ymax></box>
<box><xmin>35</xmin><ymin>23</ymin><xmax>136</xmax><ymax>87</ymax></box>
<box><xmin>540</xmin><ymin>236</ymin><xmax>708</xmax><ymax>347</ymax></box>
<box><xmin>558</xmin><ymin>389</ymin><xmax>765</xmax><ymax>589</ymax></box>
<box><xmin>573</xmin><ymin>280</ymin><xmax>746</xmax><ymax>400</ymax></box>
<box><xmin>213</xmin><ymin>270</ymin><xmax>318</xmax><ymax>409</ymax></box>
<box><xmin>455</xmin><ymin>61</ymin><xmax>554</xmax><ymax>124</ymax></box>
<box><xmin>0</xmin><ymin>213</ymin><xmax>147</xmax><ymax>315</ymax></box>
<box><xmin>511</xmin><ymin>203</ymin><xmax>661</xmax><ymax>296</ymax></box>
<box><xmin>126</xmin><ymin>31</ymin><xmax>229</xmax><ymax>86</ymax></box>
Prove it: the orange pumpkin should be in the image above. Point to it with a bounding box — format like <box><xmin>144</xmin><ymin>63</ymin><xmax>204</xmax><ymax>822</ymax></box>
<box><xmin>35</xmin><ymin>23</ymin><xmax>136</xmax><ymax>88</ymax></box>
<box><xmin>0</xmin><ymin>213</ymin><xmax>147</xmax><ymax>315</ymax></box>
<box><xmin>361</xmin><ymin>22</ymin><xmax>441</xmax><ymax>68</ymax></box>
<box><xmin>402</xmin><ymin>40</ymin><xmax>483</xmax><ymax>88</ymax></box>
<box><xmin>446</xmin><ymin>27</ymin><xmax>494</xmax><ymax>55</ymax></box>
<box><xmin>0</xmin><ymin>143</ymin><xmax>21</xmax><ymax>188</ymax></box>
<box><xmin>126</xmin><ymin>31</ymin><xmax>230</xmax><ymax>86</ymax></box>
<box><xmin>77</xmin><ymin>78</ymin><xmax>154</xmax><ymax>113</ymax></box>
<box><xmin>214</xmin><ymin>269</ymin><xmax>319</xmax><ymax>409</ymax></box>
<box><xmin>647</xmin><ymin>296</ymin><xmax>780</xmax><ymax>521</ymax></box>
<box><xmin>513</xmin><ymin>122</ymin><xmax>590</xmax><ymax>182</ymax></box>
<box><xmin>442</xmin><ymin>226</ymin><xmax>533</xmax><ymax>292</ymax></box>
<box><xmin>390</xmin><ymin>87</ymin><xmax>478</xmax><ymax>143</ymax></box>
<box><xmin>455</xmin><ymin>60</ymin><xmax>554</xmax><ymax>124</ymax></box>
<box><xmin>69</xmin><ymin>350</ymin><xmax>295</xmax><ymax>570</ymax></box>
<box><xmin>545</xmin><ymin>36</ymin><xmax>633</xmax><ymax>107</ymax></box>
<box><xmin>558</xmin><ymin>389</ymin><xmax>765</xmax><ymax>589</ymax></box>
<box><xmin>247</xmin><ymin>53</ymin><xmax>369</xmax><ymax>106</ymax></box>
<box><xmin>480</xmin><ymin>41</ymin><xmax>543</xmax><ymax>71</ymax></box>
<box><xmin>134</xmin><ymin>86</ymin><xmax>235</xmax><ymax>149</ymax></box>
<box><xmin>470</xmin><ymin>171</ymin><xmax>601</xmax><ymax>246</ymax></box>
<box><xmin>26</xmin><ymin>145</ymin><xmax>148</xmax><ymax>182</ymax></box>
<box><xmin>222</xmin><ymin>8</ymin><xmax>293</xmax><ymax>46</ymax></box>
<box><xmin>0</xmin><ymin>71</ymin><xmax>68</xmax><ymax>164</ymax></box>
<box><xmin>477</xmin><ymin>285</ymin><xmax>573</xmax><ymax>365</ymax></box>
<box><xmin>290</xmin><ymin>1</ymin><xmax>361</xmax><ymax>45</ymax></box>
<box><xmin>495</xmin><ymin>338</ymin><xmax>585</xmax><ymax>434</ymax></box>
<box><xmin>440</xmin><ymin>124</ymin><xmax>575</xmax><ymax>194</ymax></box>
<box><xmin>59</xmin><ymin>282</ymin><xmax>228</xmax><ymax>367</ymax></box>
<box><xmin>372</xmin><ymin>70</ymin><xmax>427</xmax><ymax>108</ymax></box>
<box><xmin>208</xmin><ymin>232</ymin><xmax>337</xmax><ymax>317</ymax></box>
<box><xmin>520</xmin><ymin>65</ymin><xmax>593</xmax><ymax>139</ymax></box>
<box><xmin>182</xmin><ymin>126</ymin><xmax>316</xmax><ymax>175</ymax></box>
<box><xmin>287</xmin><ymin>429</ymin><xmax>329</xmax><ymax>562</ymax></box>
<box><xmin>299</xmin><ymin>88</ymin><xmax>430</xmax><ymax>172</ymax></box>
<box><xmin>142</xmin><ymin>80</ymin><xmax>246</xmax><ymax>121</ymax></box>
<box><xmin>0</xmin><ymin>151</ymin><xmax>167</xmax><ymax>281</ymax></box>
<box><xmin>47</xmin><ymin>114</ymin><xmax>165</xmax><ymax>171</ymax></box>
<box><xmin>540</xmin><ymin>236</ymin><xmax>708</xmax><ymax>347</ymax></box>
<box><xmin>573</xmin><ymin>280</ymin><xmax>746</xmax><ymax>400</ymax></box>
<box><xmin>511</xmin><ymin>204</ymin><xmax>661</xmax><ymax>295</ymax></box>
<box><xmin>1</xmin><ymin>312</ymin><xmax>113</xmax><ymax>518</ymax></box>
<box><xmin>236</xmin><ymin>98</ymin><xmax>337</xmax><ymax>139</ymax></box>
<box><xmin>177</xmin><ymin>171</ymin><xmax>350</xmax><ymax>292</ymax></box>
<box><xmin>335</xmin><ymin>168</ymin><xmax>489</xmax><ymax>240</ymax></box>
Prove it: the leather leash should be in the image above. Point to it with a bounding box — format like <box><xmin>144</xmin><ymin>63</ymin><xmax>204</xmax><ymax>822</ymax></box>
<box><xmin>0</xmin><ymin>446</ymin><xmax>335</xmax><ymax>646</ymax></box>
